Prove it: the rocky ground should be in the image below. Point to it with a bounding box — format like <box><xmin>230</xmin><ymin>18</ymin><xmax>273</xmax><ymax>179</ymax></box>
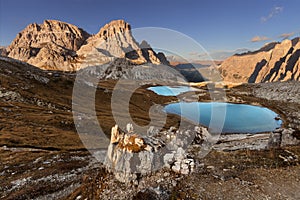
<box><xmin>0</xmin><ymin>57</ymin><xmax>299</xmax><ymax>199</ymax></box>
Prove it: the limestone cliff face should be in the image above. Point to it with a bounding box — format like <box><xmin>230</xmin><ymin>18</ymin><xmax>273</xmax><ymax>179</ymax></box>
<box><xmin>6</xmin><ymin>20</ymin><xmax>90</xmax><ymax>70</ymax></box>
<box><xmin>219</xmin><ymin>38</ymin><xmax>300</xmax><ymax>83</ymax></box>
<box><xmin>76</xmin><ymin>20</ymin><xmax>169</xmax><ymax>69</ymax></box>
<box><xmin>6</xmin><ymin>19</ymin><xmax>169</xmax><ymax>71</ymax></box>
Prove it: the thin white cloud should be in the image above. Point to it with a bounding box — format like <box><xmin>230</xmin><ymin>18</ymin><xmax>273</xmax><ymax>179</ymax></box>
<box><xmin>188</xmin><ymin>52</ymin><xmax>202</xmax><ymax>56</ymax></box>
<box><xmin>279</xmin><ymin>32</ymin><xmax>295</xmax><ymax>39</ymax></box>
<box><xmin>251</xmin><ymin>36</ymin><xmax>270</xmax><ymax>42</ymax></box>
<box><xmin>261</xmin><ymin>6</ymin><xmax>283</xmax><ymax>23</ymax></box>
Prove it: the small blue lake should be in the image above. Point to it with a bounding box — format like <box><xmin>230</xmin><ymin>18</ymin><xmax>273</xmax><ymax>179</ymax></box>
<box><xmin>164</xmin><ymin>102</ymin><xmax>282</xmax><ymax>133</ymax></box>
<box><xmin>148</xmin><ymin>86</ymin><xmax>199</xmax><ymax>96</ymax></box>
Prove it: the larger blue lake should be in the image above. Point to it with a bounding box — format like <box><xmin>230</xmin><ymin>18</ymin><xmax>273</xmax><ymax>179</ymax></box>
<box><xmin>164</xmin><ymin>102</ymin><xmax>282</xmax><ymax>133</ymax></box>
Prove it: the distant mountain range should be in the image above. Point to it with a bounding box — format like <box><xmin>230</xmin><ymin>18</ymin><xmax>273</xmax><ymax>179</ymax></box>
<box><xmin>1</xmin><ymin>19</ymin><xmax>299</xmax><ymax>83</ymax></box>
<box><xmin>219</xmin><ymin>38</ymin><xmax>300</xmax><ymax>83</ymax></box>
<box><xmin>2</xmin><ymin>19</ymin><xmax>168</xmax><ymax>71</ymax></box>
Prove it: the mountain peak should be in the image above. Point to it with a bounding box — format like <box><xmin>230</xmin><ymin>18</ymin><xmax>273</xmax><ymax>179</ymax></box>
<box><xmin>5</xmin><ymin>19</ymin><xmax>90</xmax><ymax>70</ymax></box>
<box><xmin>43</xmin><ymin>19</ymin><xmax>64</xmax><ymax>25</ymax></box>
<box><xmin>5</xmin><ymin>19</ymin><xmax>169</xmax><ymax>71</ymax></box>
<box><xmin>140</xmin><ymin>40</ymin><xmax>151</xmax><ymax>49</ymax></box>
<box><xmin>96</xmin><ymin>19</ymin><xmax>131</xmax><ymax>38</ymax></box>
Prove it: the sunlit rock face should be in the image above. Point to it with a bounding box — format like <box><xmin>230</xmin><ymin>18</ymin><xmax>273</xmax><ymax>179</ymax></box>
<box><xmin>6</xmin><ymin>19</ymin><xmax>169</xmax><ymax>71</ymax></box>
<box><xmin>6</xmin><ymin>20</ymin><xmax>90</xmax><ymax>71</ymax></box>
<box><xmin>76</xmin><ymin>19</ymin><xmax>169</xmax><ymax>68</ymax></box>
<box><xmin>219</xmin><ymin>37</ymin><xmax>300</xmax><ymax>83</ymax></box>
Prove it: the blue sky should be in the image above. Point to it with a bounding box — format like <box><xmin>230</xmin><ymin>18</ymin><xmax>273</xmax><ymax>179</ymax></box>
<box><xmin>0</xmin><ymin>0</ymin><xmax>299</xmax><ymax>60</ymax></box>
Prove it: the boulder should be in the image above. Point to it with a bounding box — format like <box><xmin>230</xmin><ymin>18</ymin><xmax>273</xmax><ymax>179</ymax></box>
<box><xmin>268</xmin><ymin>128</ymin><xmax>300</xmax><ymax>148</ymax></box>
<box><xmin>104</xmin><ymin>124</ymin><xmax>203</xmax><ymax>183</ymax></box>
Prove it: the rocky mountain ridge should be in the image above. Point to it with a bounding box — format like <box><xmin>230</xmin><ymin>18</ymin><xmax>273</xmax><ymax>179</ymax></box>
<box><xmin>4</xmin><ymin>19</ymin><xmax>169</xmax><ymax>71</ymax></box>
<box><xmin>4</xmin><ymin>19</ymin><xmax>300</xmax><ymax>82</ymax></box>
<box><xmin>219</xmin><ymin>37</ymin><xmax>300</xmax><ymax>83</ymax></box>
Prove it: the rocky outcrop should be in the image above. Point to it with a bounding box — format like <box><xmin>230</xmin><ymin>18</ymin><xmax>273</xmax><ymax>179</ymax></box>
<box><xmin>250</xmin><ymin>81</ymin><xmax>300</xmax><ymax>130</ymax></box>
<box><xmin>76</xmin><ymin>58</ymin><xmax>186</xmax><ymax>84</ymax></box>
<box><xmin>268</xmin><ymin>128</ymin><xmax>300</xmax><ymax>148</ymax></box>
<box><xmin>104</xmin><ymin>124</ymin><xmax>210</xmax><ymax>184</ymax></box>
<box><xmin>219</xmin><ymin>38</ymin><xmax>300</xmax><ymax>83</ymax></box>
<box><xmin>5</xmin><ymin>19</ymin><xmax>169</xmax><ymax>71</ymax></box>
<box><xmin>0</xmin><ymin>46</ymin><xmax>6</xmax><ymax>56</ymax></box>
<box><xmin>0</xmin><ymin>90</ymin><xmax>23</xmax><ymax>102</ymax></box>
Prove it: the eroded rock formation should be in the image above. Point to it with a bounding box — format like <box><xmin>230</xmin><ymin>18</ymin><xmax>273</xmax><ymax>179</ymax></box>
<box><xmin>104</xmin><ymin>124</ymin><xmax>210</xmax><ymax>184</ymax></box>
<box><xmin>6</xmin><ymin>20</ymin><xmax>90</xmax><ymax>70</ymax></box>
<box><xmin>219</xmin><ymin>38</ymin><xmax>300</xmax><ymax>83</ymax></box>
<box><xmin>5</xmin><ymin>19</ymin><xmax>169</xmax><ymax>71</ymax></box>
<box><xmin>76</xmin><ymin>20</ymin><xmax>169</xmax><ymax>68</ymax></box>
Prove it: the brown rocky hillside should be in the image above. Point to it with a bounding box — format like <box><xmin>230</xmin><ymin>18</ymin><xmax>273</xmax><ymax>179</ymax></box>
<box><xmin>219</xmin><ymin>38</ymin><xmax>300</xmax><ymax>83</ymax></box>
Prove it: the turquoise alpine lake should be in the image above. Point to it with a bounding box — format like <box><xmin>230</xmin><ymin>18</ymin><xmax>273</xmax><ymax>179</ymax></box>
<box><xmin>147</xmin><ymin>86</ymin><xmax>200</xmax><ymax>96</ymax></box>
<box><xmin>164</xmin><ymin>102</ymin><xmax>282</xmax><ymax>133</ymax></box>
